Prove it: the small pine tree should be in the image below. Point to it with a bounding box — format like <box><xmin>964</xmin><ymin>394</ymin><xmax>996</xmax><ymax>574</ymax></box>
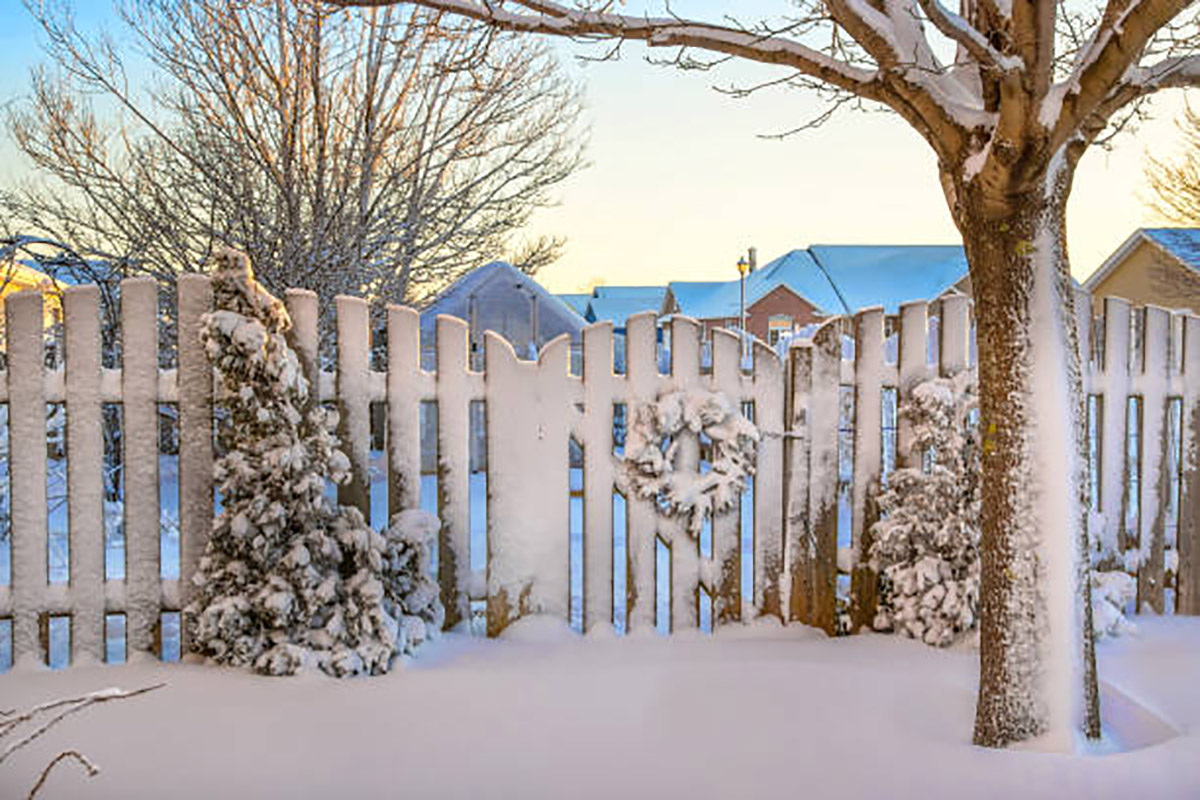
<box><xmin>186</xmin><ymin>249</ymin><xmax>441</xmax><ymax>676</ymax></box>
<box><xmin>869</xmin><ymin>372</ymin><xmax>981</xmax><ymax>647</ymax></box>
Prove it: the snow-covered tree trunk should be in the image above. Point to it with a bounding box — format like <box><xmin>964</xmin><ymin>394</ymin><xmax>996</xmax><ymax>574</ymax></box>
<box><xmin>963</xmin><ymin>162</ymin><xmax>1100</xmax><ymax>747</ymax></box>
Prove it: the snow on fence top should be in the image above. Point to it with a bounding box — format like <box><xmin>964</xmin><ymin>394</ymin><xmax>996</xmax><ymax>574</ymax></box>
<box><xmin>0</xmin><ymin>280</ymin><xmax>1197</xmax><ymax>669</ymax></box>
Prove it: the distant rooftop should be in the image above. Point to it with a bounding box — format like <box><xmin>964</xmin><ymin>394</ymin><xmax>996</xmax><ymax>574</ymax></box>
<box><xmin>1142</xmin><ymin>228</ymin><xmax>1200</xmax><ymax>270</ymax></box>
<box><xmin>667</xmin><ymin>244</ymin><xmax>968</xmax><ymax>318</ymax></box>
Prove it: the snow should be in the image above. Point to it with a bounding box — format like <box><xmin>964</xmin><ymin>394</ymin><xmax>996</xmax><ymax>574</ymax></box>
<box><xmin>2</xmin><ymin>617</ymin><xmax>1199</xmax><ymax>799</ymax></box>
<box><xmin>1029</xmin><ymin>205</ymin><xmax>1084</xmax><ymax>750</ymax></box>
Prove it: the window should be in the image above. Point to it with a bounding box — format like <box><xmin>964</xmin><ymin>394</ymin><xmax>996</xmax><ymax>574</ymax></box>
<box><xmin>768</xmin><ymin>314</ymin><xmax>793</xmax><ymax>346</ymax></box>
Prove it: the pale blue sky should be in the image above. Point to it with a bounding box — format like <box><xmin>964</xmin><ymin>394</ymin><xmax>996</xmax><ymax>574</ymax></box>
<box><xmin>0</xmin><ymin>1</ymin><xmax>1189</xmax><ymax>294</ymax></box>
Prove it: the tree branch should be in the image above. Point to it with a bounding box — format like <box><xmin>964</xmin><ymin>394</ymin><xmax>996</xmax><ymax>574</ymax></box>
<box><xmin>324</xmin><ymin>0</ymin><xmax>884</xmax><ymax>98</ymax></box>
<box><xmin>915</xmin><ymin>0</ymin><xmax>1020</xmax><ymax>72</ymax></box>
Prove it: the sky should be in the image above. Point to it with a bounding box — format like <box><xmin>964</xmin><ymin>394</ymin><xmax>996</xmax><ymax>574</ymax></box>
<box><xmin>0</xmin><ymin>0</ymin><xmax>1193</xmax><ymax>295</ymax></box>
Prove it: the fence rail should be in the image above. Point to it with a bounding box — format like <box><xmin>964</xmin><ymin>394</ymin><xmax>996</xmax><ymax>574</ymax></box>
<box><xmin>0</xmin><ymin>278</ymin><xmax>1197</xmax><ymax>669</ymax></box>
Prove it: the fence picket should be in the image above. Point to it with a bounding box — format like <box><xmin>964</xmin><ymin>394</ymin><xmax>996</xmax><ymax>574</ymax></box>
<box><xmin>386</xmin><ymin>305</ymin><xmax>424</xmax><ymax>518</ymax></box>
<box><xmin>1178</xmin><ymin>316</ymin><xmax>1200</xmax><ymax>614</ymax></box>
<box><xmin>808</xmin><ymin>321</ymin><xmax>842</xmax><ymax>634</ymax></box>
<box><xmin>63</xmin><ymin>286</ymin><xmax>104</xmax><ymax>663</ymax></box>
<box><xmin>1099</xmin><ymin>297</ymin><xmax>1132</xmax><ymax>566</ymax></box>
<box><xmin>712</xmin><ymin>328</ymin><xmax>743</xmax><ymax>625</ymax></box>
<box><xmin>850</xmin><ymin>307</ymin><xmax>885</xmax><ymax>631</ymax></box>
<box><xmin>177</xmin><ymin>275</ymin><xmax>213</xmax><ymax>650</ymax></box>
<box><xmin>1139</xmin><ymin>307</ymin><xmax>1171</xmax><ymax>612</ymax></box>
<box><xmin>121</xmin><ymin>278</ymin><xmax>161</xmax><ymax>658</ymax></box>
<box><xmin>624</xmin><ymin>311</ymin><xmax>659</xmax><ymax>633</ymax></box>
<box><xmin>436</xmin><ymin>315</ymin><xmax>472</xmax><ymax>630</ymax></box>
<box><xmin>668</xmin><ymin>317</ymin><xmax>702</xmax><ymax>631</ymax></box>
<box><xmin>6</xmin><ymin>290</ymin><xmax>47</xmax><ymax>666</ymax></box>
<box><xmin>752</xmin><ymin>339</ymin><xmax>785</xmax><ymax>621</ymax></box>
<box><xmin>335</xmin><ymin>297</ymin><xmax>371</xmax><ymax>517</ymax></box>
<box><xmin>581</xmin><ymin>322</ymin><xmax>616</xmax><ymax>632</ymax></box>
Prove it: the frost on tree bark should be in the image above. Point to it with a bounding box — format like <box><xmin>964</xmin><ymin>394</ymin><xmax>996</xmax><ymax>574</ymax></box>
<box><xmin>961</xmin><ymin>165</ymin><xmax>1099</xmax><ymax>746</ymax></box>
<box><xmin>186</xmin><ymin>249</ymin><xmax>442</xmax><ymax>676</ymax></box>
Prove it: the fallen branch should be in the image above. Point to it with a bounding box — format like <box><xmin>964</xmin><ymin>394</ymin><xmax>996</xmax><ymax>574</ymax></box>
<box><xmin>0</xmin><ymin>684</ymin><xmax>166</xmax><ymax>798</ymax></box>
<box><xmin>27</xmin><ymin>750</ymin><xmax>100</xmax><ymax>800</ymax></box>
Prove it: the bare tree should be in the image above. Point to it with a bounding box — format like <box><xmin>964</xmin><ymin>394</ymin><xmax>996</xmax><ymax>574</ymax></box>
<box><xmin>4</xmin><ymin>0</ymin><xmax>586</xmax><ymax>311</ymax></box>
<box><xmin>1147</xmin><ymin>102</ymin><xmax>1200</xmax><ymax>225</ymax></box>
<box><xmin>325</xmin><ymin>0</ymin><xmax>1200</xmax><ymax>747</ymax></box>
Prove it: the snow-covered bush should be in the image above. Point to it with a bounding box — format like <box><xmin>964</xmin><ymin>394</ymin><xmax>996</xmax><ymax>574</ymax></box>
<box><xmin>1092</xmin><ymin>569</ymin><xmax>1137</xmax><ymax>639</ymax></box>
<box><xmin>186</xmin><ymin>249</ymin><xmax>441</xmax><ymax>676</ymax></box>
<box><xmin>869</xmin><ymin>372</ymin><xmax>981</xmax><ymax>647</ymax></box>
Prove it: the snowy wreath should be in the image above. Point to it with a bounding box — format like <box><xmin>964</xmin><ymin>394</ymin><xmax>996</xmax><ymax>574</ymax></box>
<box><xmin>620</xmin><ymin>391</ymin><xmax>759</xmax><ymax>537</ymax></box>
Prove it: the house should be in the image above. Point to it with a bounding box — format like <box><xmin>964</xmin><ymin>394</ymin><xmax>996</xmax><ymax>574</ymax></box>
<box><xmin>1082</xmin><ymin>228</ymin><xmax>1200</xmax><ymax>315</ymax></box>
<box><xmin>0</xmin><ymin>259</ymin><xmax>66</xmax><ymax>329</ymax></box>
<box><xmin>661</xmin><ymin>244</ymin><xmax>970</xmax><ymax>346</ymax></box>
<box><xmin>419</xmin><ymin>261</ymin><xmax>586</xmax><ymax>370</ymax></box>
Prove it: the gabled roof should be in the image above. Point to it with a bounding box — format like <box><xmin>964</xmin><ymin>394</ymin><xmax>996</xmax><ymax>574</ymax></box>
<box><xmin>1083</xmin><ymin>227</ymin><xmax>1200</xmax><ymax>292</ymax></box>
<box><xmin>556</xmin><ymin>293</ymin><xmax>591</xmax><ymax>315</ymax></box>
<box><xmin>663</xmin><ymin>281</ymin><xmax>736</xmax><ymax>320</ymax></box>
<box><xmin>585</xmin><ymin>296</ymin><xmax>662</xmax><ymax>328</ymax></box>
<box><xmin>1143</xmin><ymin>228</ymin><xmax>1200</xmax><ymax>269</ymax></box>
<box><xmin>419</xmin><ymin>261</ymin><xmax>586</xmax><ymax>338</ymax></box>
<box><xmin>807</xmin><ymin>245</ymin><xmax>969</xmax><ymax>314</ymax></box>
<box><xmin>665</xmin><ymin>245</ymin><xmax>968</xmax><ymax>320</ymax></box>
<box><xmin>593</xmin><ymin>285</ymin><xmax>667</xmax><ymax>304</ymax></box>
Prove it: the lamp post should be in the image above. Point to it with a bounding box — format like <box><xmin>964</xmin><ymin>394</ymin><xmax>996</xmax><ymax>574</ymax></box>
<box><xmin>737</xmin><ymin>255</ymin><xmax>749</xmax><ymax>362</ymax></box>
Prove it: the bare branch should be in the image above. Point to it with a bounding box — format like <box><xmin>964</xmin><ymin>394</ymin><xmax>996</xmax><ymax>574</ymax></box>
<box><xmin>27</xmin><ymin>750</ymin><xmax>100</xmax><ymax>800</ymax></box>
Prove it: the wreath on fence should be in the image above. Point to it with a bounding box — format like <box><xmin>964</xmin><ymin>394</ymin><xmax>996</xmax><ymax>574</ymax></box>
<box><xmin>620</xmin><ymin>391</ymin><xmax>759</xmax><ymax>538</ymax></box>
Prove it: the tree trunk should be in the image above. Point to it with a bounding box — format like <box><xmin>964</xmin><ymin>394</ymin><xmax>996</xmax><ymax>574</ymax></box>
<box><xmin>963</xmin><ymin>165</ymin><xmax>1101</xmax><ymax>748</ymax></box>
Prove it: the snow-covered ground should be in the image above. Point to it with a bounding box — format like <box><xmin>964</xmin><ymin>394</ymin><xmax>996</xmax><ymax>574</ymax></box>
<box><xmin>2</xmin><ymin>617</ymin><xmax>1198</xmax><ymax>800</ymax></box>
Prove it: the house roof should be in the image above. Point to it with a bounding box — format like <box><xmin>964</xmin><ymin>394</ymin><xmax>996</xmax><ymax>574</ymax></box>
<box><xmin>585</xmin><ymin>296</ymin><xmax>662</xmax><ymax>328</ymax></box>
<box><xmin>1083</xmin><ymin>227</ymin><xmax>1200</xmax><ymax>292</ymax></box>
<box><xmin>556</xmin><ymin>293</ymin><xmax>591</xmax><ymax>315</ymax></box>
<box><xmin>593</xmin><ymin>285</ymin><xmax>668</xmax><ymax>304</ymax></box>
<box><xmin>666</xmin><ymin>245</ymin><xmax>968</xmax><ymax>320</ymax></box>
<box><xmin>1143</xmin><ymin>228</ymin><xmax>1200</xmax><ymax>269</ymax></box>
<box><xmin>807</xmin><ymin>245</ymin><xmax>969</xmax><ymax>314</ymax></box>
<box><xmin>419</xmin><ymin>261</ymin><xmax>586</xmax><ymax>338</ymax></box>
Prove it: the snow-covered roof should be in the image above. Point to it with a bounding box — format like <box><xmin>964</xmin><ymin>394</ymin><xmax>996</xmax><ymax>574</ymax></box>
<box><xmin>807</xmin><ymin>245</ymin><xmax>969</xmax><ymax>314</ymax></box>
<box><xmin>585</xmin><ymin>296</ymin><xmax>662</xmax><ymax>328</ymax></box>
<box><xmin>556</xmin><ymin>293</ymin><xmax>591</xmax><ymax>315</ymax></box>
<box><xmin>419</xmin><ymin>261</ymin><xmax>586</xmax><ymax>342</ymax></box>
<box><xmin>593</xmin><ymin>285</ymin><xmax>667</xmax><ymax>305</ymax></box>
<box><xmin>1143</xmin><ymin>228</ymin><xmax>1200</xmax><ymax>270</ymax></box>
<box><xmin>1083</xmin><ymin>227</ymin><xmax>1200</xmax><ymax>292</ymax></box>
<box><xmin>666</xmin><ymin>245</ymin><xmax>968</xmax><ymax>319</ymax></box>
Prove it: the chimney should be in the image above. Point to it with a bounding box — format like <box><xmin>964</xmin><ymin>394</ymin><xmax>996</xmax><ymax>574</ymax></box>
<box><xmin>748</xmin><ymin>246</ymin><xmax>757</xmax><ymax>273</ymax></box>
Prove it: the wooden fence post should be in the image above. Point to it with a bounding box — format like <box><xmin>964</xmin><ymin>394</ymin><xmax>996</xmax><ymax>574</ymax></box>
<box><xmin>177</xmin><ymin>274</ymin><xmax>212</xmax><ymax>654</ymax></box>
<box><xmin>121</xmin><ymin>278</ymin><xmax>161</xmax><ymax>659</ymax></box>
<box><xmin>850</xmin><ymin>307</ymin><xmax>884</xmax><ymax>631</ymax></box>
<box><xmin>63</xmin><ymin>286</ymin><xmax>104</xmax><ymax>664</ymax></box>
<box><xmin>6</xmin><ymin>290</ymin><xmax>47</xmax><ymax>666</ymax></box>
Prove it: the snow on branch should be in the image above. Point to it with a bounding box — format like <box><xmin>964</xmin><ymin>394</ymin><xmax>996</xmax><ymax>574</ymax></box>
<box><xmin>0</xmin><ymin>683</ymin><xmax>165</xmax><ymax>799</ymax></box>
<box><xmin>329</xmin><ymin>0</ymin><xmax>883</xmax><ymax>98</ymax></box>
<box><xmin>1052</xmin><ymin>0</ymin><xmax>1194</xmax><ymax>147</ymax></box>
<box><xmin>914</xmin><ymin>0</ymin><xmax>1022</xmax><ymax>72</ymax></box>
<box><xmin>1126</xmin><ymin>53</ymin><xmax>1200</xmax><ymax>90</ymax></box>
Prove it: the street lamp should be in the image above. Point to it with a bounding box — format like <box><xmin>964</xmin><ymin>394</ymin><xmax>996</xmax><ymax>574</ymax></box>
<box><xmin>737</xmin><ymin>255</ymin><xmax>749</xmax><ymax>362</ymax></box>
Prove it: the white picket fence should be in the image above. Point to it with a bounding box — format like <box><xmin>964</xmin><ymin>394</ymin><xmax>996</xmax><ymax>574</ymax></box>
<box><xmin>0</xmin><ymin>278</ymin><xmax>1197</xmax><ymax>669</ymax></box>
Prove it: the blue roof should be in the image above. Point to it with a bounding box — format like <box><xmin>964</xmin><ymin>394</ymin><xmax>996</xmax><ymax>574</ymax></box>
<box><xmin>1143</xmin><ymin>228</ymin><xmax>1200</xmax><ymax>270</ymax></box>
<box><xmin>556</xmin><ymin>293</ymin><xmax>591</xmax><ymax>315</ymax></box>
<box><xmin>808</xmin><ymin>245</ymin><xmax>969</xmax><ymax>314</ymax></box>
<box><xmin>666</xmin><ymin>245</ymin><xmax>969</xmax><ymax>319</ymax></box>
<box><xmin>664</xmin><ymin>281</ymin><xmax>734</xmax><ymax>319</ymax></box>
<box><xmin>585</xmin><ymin>296</ymin><xmax>662</xmax><ymax>328</ymax></box>
<box><xmin>593</xmin><ymin>285</ymin><xmax>667</xmax><ymax>304</ymax></box>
